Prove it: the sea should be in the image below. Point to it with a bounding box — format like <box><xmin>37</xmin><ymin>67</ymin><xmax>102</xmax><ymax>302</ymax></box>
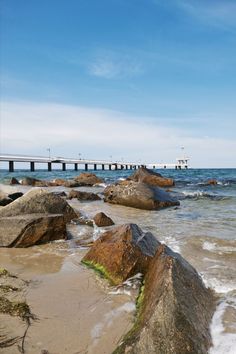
<box><xmin>0</xmin><ymin>167</ymin><xmax>236</xmax><ymax>354</ymax></box>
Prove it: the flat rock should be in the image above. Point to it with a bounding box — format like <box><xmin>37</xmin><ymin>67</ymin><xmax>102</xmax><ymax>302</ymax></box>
<box><xmin>104</xmin><ymin>181</ymin><xmax>180</xmax><ymax>210</ymax></box>
<box><xmin>74</xmin><ymin>173</ymin><xmax>104</xmax><ymax>186</ymax></box>
<box><xmin>68</xmin><ymin>190</ymin><xmax>101</xmax><ymax>201</ymax></box>
<box><xmin>82</xmin><ymin>224</ymin><xmax>160</xmax><ymax>284</ymax></box>
<box><xmin>0</xmin><ymin>189</ymin><xmax>77</xmax><ymax>223</ymax></box>
<box><xmin>128</xmin><ymin>167</ymin><xmax>174</xmax><ymax>187</ymax></box>
<box><xmin>0</xmin><ymin>213</ymin><xmax>66</xmax><ymax>247</ymax></box>
<box><xmin>93</xmin><ymin>212</ymin><xmax>114</xmax><ymax>227</ymax></box>
<box><xmin>114</xmin><ymin>244</ymin><xmax>216</xmax><ymax>354</ymax></box>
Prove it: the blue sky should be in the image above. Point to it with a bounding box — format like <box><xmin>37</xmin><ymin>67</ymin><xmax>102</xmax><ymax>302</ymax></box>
<box><xmin>1</xmin><ymin>0</ymin><xmax>236</xmax><ymax>167</ymax></box>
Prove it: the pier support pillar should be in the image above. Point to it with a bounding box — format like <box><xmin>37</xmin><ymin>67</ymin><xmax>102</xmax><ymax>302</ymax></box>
<box><xmin>85</xmin><ymin>163</ymin><xmax>88</xmax><ymax>171</ymax></box>
<box><xmin>126</xmin><ymin>165</ymin><xmax>128</xmax><ymax>170</ymax></box>
<box><xmin>74</xmin><ymin>163</ymin><xmax>78</xmax><ymax>171</ymax></box>
<box><xmin>30</xmin><ymin>162</ymin><xmax>35</xmax><ymax>172</ymax></box>
<box><xmin>9</xmin><ymin>161</ymin><xmax>14</xmax><ymax>172</ymax></box>
<box><xmin>134</xmin><ymin>165</ymin><xmax>137</xmax><ymax>170</ymax></box>
<box><xmin>62</xmin><ymin>163</ymin><xmax>66</xmax><ymax>171</ymax></box>
<box><xmin>94</xmin><ymin>164</ymin><xmax>97</xmax><ymax>171</ymax></box>
<box><xmin>115</xmin><ymin>164</ymin><xmax>118</xmax><ymax>170</ymax></box>
<box><xmin>48</xmin><ymin>162</ymin><xmax>52</xmax><ymax>172</ymax></box>
<box><xmin>109</xmin><ymin>164</ymin><xmax>112</xmax><ymax>170</ymax></box>
<box><xmin>130</xmin><ymin>165</ymin><xmax>132</xmax><ymax>170</ymax></box>
<box><xmin>102</xmin><ymin>164</ymin><xmax>105</xmax><ymax>170</ymax></box>
<box><xmin>153</xmin><ymin>166</ymin><xmax>155</xmax><ymax>169</ymax></box>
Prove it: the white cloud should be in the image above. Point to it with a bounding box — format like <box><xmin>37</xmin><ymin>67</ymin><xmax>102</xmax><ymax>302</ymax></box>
<box><xmin>88</xmin><ymin>51</ymin><xmax>143</xmax><ymax>79</ymax></box>
<box><xmin>0</xmin><ymin>100</ymin><xmax>235</xmax><ymax>167</ymax></box>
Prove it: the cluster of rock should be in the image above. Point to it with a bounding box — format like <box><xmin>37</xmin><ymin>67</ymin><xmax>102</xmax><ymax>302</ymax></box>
<box><xmin>9</xmin><ymin>172</ymin><xmax>104</xmax><ymax>188</ymax></box>
<box><xmin>1</xmin><ymin>168</ymin><xmax>217</xmax><ymax>353</ymax></box>
<box><xmin>82</xmin><ymin>223</ymin><xmax>216</xmax><ymax>354</ymax></box>
<box><xmin>104</xmin><ymin>167</ymin><xmax>179</xmax><ymax>210</ymax></box>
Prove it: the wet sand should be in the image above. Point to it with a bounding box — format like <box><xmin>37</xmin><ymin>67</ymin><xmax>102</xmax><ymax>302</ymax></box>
<box><xmin>0</xmin><ymin>244</ymin><xmax>136</xmax><ymax>354</ymax></box>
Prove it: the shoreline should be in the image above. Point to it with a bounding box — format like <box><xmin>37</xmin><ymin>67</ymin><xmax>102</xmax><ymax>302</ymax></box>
<box><xmin>0</xmin><ymin>169</ymin><xmax>236</xmax><ymax>353</ymax></box>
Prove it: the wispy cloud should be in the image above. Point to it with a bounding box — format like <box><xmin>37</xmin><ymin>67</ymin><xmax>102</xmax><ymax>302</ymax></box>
<box><xmin>1</xmin><ymin>100</ymin><xmax>235</xmax><ymax>167</ymax></box>
<box><xmin>176</xmin><ymin>0</ymin><xmax>236</xmax><ymax>29</ymax></box>
<box><xmin>88</xmin><ymin>51</ymin><xmax>143</xmax><ymax>79</ymax></box>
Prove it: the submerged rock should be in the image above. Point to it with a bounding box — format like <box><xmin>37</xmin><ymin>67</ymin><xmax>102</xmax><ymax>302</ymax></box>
<box><xmin>82</xmin><ymin>224</ymin><xmax>160</xmax><ymax>284</ymax></box>
<box><xmin>93</xmin><ymin>212</ymin><xmax>114</xmax><ymax>227</ymax></box>
<box><xmin>205</xmin><ymin>179</ymin><xmax>218</xmax><ymax>186</ymax></box>
<box><xmin>0</xmin><ymin>189</ymin><xmax>77</xmax><ymax>223</ymax></box>
<box><xmin>129</xmin><ymin>167</ymin><xmax>174</xmax><ymax>187</ymax></box>
<box><xmin>104</xmin><ymin>181</ymin><xmax>179</xmax><ymax>210</ymax></box>
<box><xmin>114</xmin><ymin>244</ymin><xmax>216</xmax><ymax>354</ymax></box>
<box><xmin>68</xmin><ymin>189</ymin><xmax>101</xmax><ymax>201</ymax></box>
<box><xmin>0</xmin><ymin>213</ymin><xmax>66</xmax><ymax>247</ymax></box>
<box><xmin>74</xmin><ymin>172</ymin><xmax>104</xmax><ymax>186</ymax></box>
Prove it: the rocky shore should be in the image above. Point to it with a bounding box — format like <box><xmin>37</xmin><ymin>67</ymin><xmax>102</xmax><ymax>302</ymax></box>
<box><xmin>0</xmin><ymin>168</ymin><xmax>218</xmax><ymax>353</ymax></box>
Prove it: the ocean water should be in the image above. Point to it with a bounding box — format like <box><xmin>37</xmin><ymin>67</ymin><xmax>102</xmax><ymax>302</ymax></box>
<box><xmin>0</xmin><ymin>168</ymin><xmax>236</xmax><ymax>353</ymax></box>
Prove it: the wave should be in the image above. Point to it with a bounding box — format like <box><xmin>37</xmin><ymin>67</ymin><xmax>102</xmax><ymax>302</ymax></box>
<box><xmin>179</xmin><ymin>190</ymin><xmax>228</xmax><ymax>201</ymax></box>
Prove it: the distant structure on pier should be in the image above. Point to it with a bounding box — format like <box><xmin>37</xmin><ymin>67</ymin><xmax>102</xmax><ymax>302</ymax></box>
<box><xmin>148</xmin><ymin>147</ymin><xmax>190</xmax><ymax>169</ymax></box>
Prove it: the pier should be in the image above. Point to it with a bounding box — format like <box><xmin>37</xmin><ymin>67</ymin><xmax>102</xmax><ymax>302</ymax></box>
<box><xmin>0</xmin><ymin>154</ymin><xmax>143</xmax><ymax>172</ymax></box>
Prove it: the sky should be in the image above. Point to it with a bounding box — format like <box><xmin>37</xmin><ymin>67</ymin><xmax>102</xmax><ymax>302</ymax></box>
<box><xmin>0</xmin><ymin>0</ymin><xmax>236</xmax><ymax>167</ymax></box>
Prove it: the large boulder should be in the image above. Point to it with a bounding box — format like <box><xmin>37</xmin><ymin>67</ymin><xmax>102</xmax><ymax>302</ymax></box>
<box><xmin>104</xmin><ymin>181</ymin><xmax>180</xmax><ymax>210</ymax></box>
<box><xmin>74</xmin><ymin>173</ymin><xmax>104</xmax><ymax>186</ymax></box>
<box><xmin>114</xmin><ymin>244</ymin><xmax>216</xmax><ymax>354</ymax></box>
<box><xmin>0</xmin><ymin>189</ymin><xmax>77</xmax><ymax>223</ymax></box>
<box><xmin>129</xmin><ymin>167</ymin><xmax>174</xmax><ymax>187</ymax></box>
<box><xmin>0</xmin><ymin>214</ymin><xmax>66</xmax><ymax>247</ymax></box>
<box><xmin>93</xmin><ymin>212</ymin><xmax>114</xmax><ymax>227</ymax></box>
<box><xmin>82</xmin><ymin>224</ymin><xmax>160</xmax><ymax>284</ymax></box>
<box><xmin>68</xmin><ymin>190</ymin><xmax>101</xmax><ymax>201</ymax></box>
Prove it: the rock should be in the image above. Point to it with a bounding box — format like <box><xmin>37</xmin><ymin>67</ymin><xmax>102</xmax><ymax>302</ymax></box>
<box><xmin>93</xmin><ymin>212</ymin><xmax>114</xmax><ymax>227</ymax></box>
<box><xmin>129</xmin><ymin>167</ymin><xmax>174</xmax><ymax>187</ymax></box>
<box><xmin>0</xmin><ymin>189</ymin><xmax>77</xmax><ymax>223</ymax></box>
<box><xmin>68</xmin><ymin>190</ymin><xmax>101</xmax><ymax>201</ymax></box>
<box><xmin>48</xmin><ymin>179</ymin><xmax>81</xmax><ymax>188</ymax></box>
<box><xmin>20</xmin><ymin>177</ymin><xmax>48</xmax><ymax>187</ymax></box>
<box><xmin>82</xmin><ymin>224</ymin><xmax>160</xmax><ymax>284</ymax></box>
<box><xmin>205</xmin><ymin>179</ymin><xmax>218</xmax><ymax>185</ymax></box>
<box><xmin>9</xmin><ymin>177</ymin><xmax>20</xmax><ymax>185</ymax></box>
<box><xmin>52</xmin><ymin>191</ymin><xmax>67</xmax><ymax>198</ymax></box>
<box><xmin>0</xmin><ymin>192</ymin><xmax>23</xmax><ymax>206</ymax></box>
<box><xmin>0</xmin><ymin>197</ymin><xmax>12</xmax><ymax>206</ymax></box>
<box><xmin>104</xmin><ymin>181</ymin><xmax>180</xmax><ymax>210</ymax></box>
<box><xmin>8</xmin><ymin>192</ymin><xmax>23</xmax><ymax>201</ymax></box>
<box><xmin>0</xmin><ymin>213</ymin><xmax>66</xmax><ymax>247</ymax></box>
<box><xmin>114</xmin><ymin>244</ymin><xmax>216</xmax><ymax>354</ymax></box>
<box><xmin>74</xmin><ymin>173</ymin><xmax>104</xmax><ymax>186</ymax></box>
